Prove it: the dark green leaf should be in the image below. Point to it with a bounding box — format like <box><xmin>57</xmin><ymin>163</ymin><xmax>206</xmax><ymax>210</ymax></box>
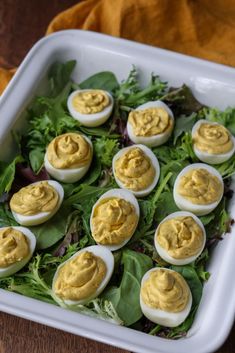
<box><xmin>171</xmin><ymin>265</ymin><xmax>202</xmax><ymax>307</ymax></box>
<box><xmin>103</xmin><ymin>249</ymin><xmax>152</xmax><ymax>326</ymax></box>
<box><xmin>29</xmin><ymin>149</ymin><xmax>44</xmax><ymax>174</ymax></box>
<box><xmin>48</xmin><ymin>60</ymin><xmax>76</xmax><ymax>97</ymax></box>
<box><xmin>30</xmin><ymin>206</ymin><xmax>71</xmax><ymax>250</ymax></box>
<box><xmin>0</xmin><ymin>155</ymin><xmax>24</xmax><ymax>196</ymax></box>
<box><xmin>79</xmin><ymin>72</ymin><xmax>119</xmax><ymax>92</ymax></box>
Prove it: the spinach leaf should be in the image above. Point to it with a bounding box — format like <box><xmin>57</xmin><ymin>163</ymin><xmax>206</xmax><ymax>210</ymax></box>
<box><xmin>154</xmin><ymin>191</ymin><xmax>179</xmax><ymax>223</ymax></box>
<box><xmin>0</xmin><ymin>155</ymin><xmax>24</xmax><ymax>196</ymax></box>
<box><xmin>48</xmin><ymin>60</ymin><xmax>76</xmax><ymax>97</ymax></box>
<box><xmin>29</xmin><ymin>148</ymin><xmax>45</xmax><ymax>174</ymax></box>
<box><xmin>171</xmin><ymin>265</ymin><xmax>202</xmax><ymax>307</ymax></box>
<box><xmin>81</xmin><ymin>155</ymin><xmax>101</xmax><ymax>185</ymax></box>
<box><xmin>103</xmin><ymin>249</ymin><xmax>152</xmax><ymax>326</ymax></box>
<box><xmin>79</xmin><ymin>72</ymin><xmax>119</xmax><ymax>93</ymax></box>
<box><xmin>30</xmin><ymin>206</ymin><xmax>71</xmax><ymax>250</ymax></box>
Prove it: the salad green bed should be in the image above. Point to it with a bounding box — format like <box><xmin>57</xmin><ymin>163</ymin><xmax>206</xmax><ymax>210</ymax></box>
<box><xmin>0</xmin><ymin>60</ymin><xmax>234</xmax><ymax>338</ymax></box>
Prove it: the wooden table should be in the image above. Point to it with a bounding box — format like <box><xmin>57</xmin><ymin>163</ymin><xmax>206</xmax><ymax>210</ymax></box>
<box><xmin>0</xmin><ymin>1</ymin><xmax>234</xmax><ymax>352</ymax></box>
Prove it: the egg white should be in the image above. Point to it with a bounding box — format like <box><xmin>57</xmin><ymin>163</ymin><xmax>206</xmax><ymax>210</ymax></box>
<box><xmin>52</xmin><ymin>245</ymin><xmax>114</xmax><ymax>305</ymax></box>
<box><xmin>173</xmin><ymin>163</ymin><xmax>224</xmax><ymax>216</ymax></box>
<box><xmin>112</xmin><ymin>144</ymin><xmax>160</xmax><ymax>197</ymax></box>
<box><xmin>90</xmin><ymin>189</ymin><xmax>140</xmax><ymax>251</ymax></box>
<box><xmin>192</xmin><ymin>119</ymin><xmax>235</xmax><ymax>164</ymax></box>
<box><xmin>140</xmin><ymin>267</ymin><xmax>192</xmax><ymax>327</ymax></box>
<box><xmin>67</xmin><ymin>89</ymin><xmax>114</xmax><ymax>127</ymax></box>
<box><xmin>0</xmin><ymin>226</ymin><xmax>36</xmax><ymax>278</ymax></box>
<box><xmin>154</xmin><ymin>211</ymin><xmax>206</xmax><ymax>265</ymax></box>
<box><xmin>11</xmin><ymin>180</ymin><xmax>64</xmax><ymax>226</ymax></box>
<box><xmin>127</xmin><ymin>100</ymin><xmax>174</xmax><ymax>147</ymax></box>
<box><xmin>44</xmin><ymin>135</ymin><xmax>93</xmax><ymax>183</ymax></box>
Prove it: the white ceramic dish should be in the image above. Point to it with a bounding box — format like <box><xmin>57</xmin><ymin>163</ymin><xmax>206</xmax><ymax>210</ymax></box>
<box><xmin>0</xmin><ymin>30</ymin><xmax>235</xmax><ymax>353</ymax></box>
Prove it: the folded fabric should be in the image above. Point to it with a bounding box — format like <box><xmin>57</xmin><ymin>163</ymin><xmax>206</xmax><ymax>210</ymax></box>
<box><xmin>1</xmin><ymin>0</ymin><xmax>235</xmax><ymax>94</ymax></box>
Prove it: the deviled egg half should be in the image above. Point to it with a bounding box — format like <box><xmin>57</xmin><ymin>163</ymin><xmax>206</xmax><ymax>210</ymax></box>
<box><xmin>192</xmin><ymin>120</ymin><xmax>235</xmax><ymax>164</ymax></box>
<box><xmin>140</xmin><ymin>267</ymin><xmax>192</xmax><ymax>327</ymax></box>
<box><xmin>10</xmin><ymin>180</ymin><xmax>64</xmax><ymax>226</ymax></box>
<box><xmin>90</xmin><ymin>189</ymin><xmax>139</xmax><ymax>251</ymax></box>
<box><xmin>44</xmin><ymin>132</ymin><xmax>93</xmax><ymax>183</ymax></box>
<box><xmin>52</xmin><ymin>245</ymin><xmax>114</xmax><ymax>305</ymax></box>
<box><xmin>112</xmin><ymin>144</ymin><xmax>160</xmax><ymax>197</ymax></box>
<box><xmin>127</xmin><ymin>100</ymin><xmax>174</xmax><ymax>147</ymax></box>
<box><xmin>0</xmin><ymin>226</ymin><xmax>36</xmax><ymax>278</ymax></box>
<box><xmin>173</xmin><ymin>163</ymin><xmax>224</xmax><ymax>216</ymax></box>
<box><xmin>67</xmin><ymin>89</ymin><xmax>114</xmax><ymax>127</ymax></box>
<box><xmin>154</xmin><ymin>211</ymin><xmax>206</xmax><ymax>265</ymax></box>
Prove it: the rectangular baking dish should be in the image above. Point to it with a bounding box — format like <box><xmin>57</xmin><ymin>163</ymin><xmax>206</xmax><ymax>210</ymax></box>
<box><xmin>0</xmin><ymin>30</ymin><xmax>235</xmax><ymax>353</ymax></box>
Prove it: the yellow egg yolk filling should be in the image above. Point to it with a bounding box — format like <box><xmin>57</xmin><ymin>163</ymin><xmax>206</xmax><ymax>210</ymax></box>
<box><xmin>47</xmin><ymin>132</ymin><xmax>92</xmax><ymax>169</ymax></box>
<box><xmin>193</xmin><ymin>122</ymin><xmax>233</xmax><ymax>155</ymax></box>
<box><xmin>54</xmin><ymin>251</ymin><xmax>107</xmax><ymax>301</ymax></box>
<box><xmin>129</xmin><ymin>107</ymin><xmax>173</xmax><ymax>137</ymax></box>
<box><xmin>177</xmin><ymin>168</ymin><xmax>223</xmax><ymax>205</ymax></box>
<box><xmin>72</xmin><ymin>90</ymin><xmax>109</xmax><ymax>114</ymax></box>
<box><xmin>91</xmin><ymin>197</ymin><xmax>138</xmax><ymax>245</ymax></box>
<box><xmin>0</xmin><ymin>228</ymin><xmax>29</xmax><ymax>267</ymax></box>
<box><xmin>141</xmin><ymin>269</ymin><xmax>189</xmax><ymax>312</ymax></box>
<box><xmin>157</xmin><ymin>216</ymin><xmax>204</xmax><ymax>259</ymax></box>
<box><xmin>115</xmin><ymin>148</ymin><xmax>155</xmax><ymax>191</ymax></box>
<box><xmin>10</xmin><ymin>181</ymin><xmax>59</xmax><ymax>216</ymax></box>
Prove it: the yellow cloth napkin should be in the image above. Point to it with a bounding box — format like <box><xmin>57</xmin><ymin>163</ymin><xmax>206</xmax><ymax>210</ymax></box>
<box><xmin>1</xmin><ymin>0</ymin><xmax>235</xmax><ymax>94</ymax></box>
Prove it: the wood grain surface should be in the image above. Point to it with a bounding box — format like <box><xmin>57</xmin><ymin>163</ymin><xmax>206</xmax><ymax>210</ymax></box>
<box><xmin>0</xmin><ymin>1</ymin><xmax>234</xmax><ymax>352</ymax></box>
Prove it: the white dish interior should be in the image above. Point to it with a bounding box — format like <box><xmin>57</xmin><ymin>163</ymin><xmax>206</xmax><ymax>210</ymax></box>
<box><xmin>0</xmin><ymin>30</ymin><xmax>235</xmax><ymax>353</ymax></box>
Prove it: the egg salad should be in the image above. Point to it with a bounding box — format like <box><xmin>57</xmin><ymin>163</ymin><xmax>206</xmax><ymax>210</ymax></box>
<box><xmin>10</xmin><ymin>180</ymin><xmax>64</xmax><ymax>226</ymax></box>
<box><xmin>140</xmin><ymin>268</ymin><xmax>192</xmax><ymax>327</ymax></box>
<box><xmin>52</xmin><ymin>245</ymin><xmax>114</xmax><ymax>305</ymax></box>
<box><xmin>192</xmin><ymin>120</ymin><xmax>235</xmax><ymax>164</ymax></box>
<box><xmin>0</xmin><ymin>61</ymin><xmax>234</xmax><ymax>339</ymax></box>
<box><xmin>67</xmin><ymin>89</ymin><xmax>114</xmax><ymax>127</ymax></box>
<box><xmin>0</xmin><ymin>227</ymin><xmax>36</xmax><ymax>277</ymax></box>
<box><xmin>173</xmin><ymin>163</ymin><xmax>224</xmax><ymax>215</ymax></box>
<box><xmin>155</xmin><ymin>211</ymin><xmax>206</xmax><ymax>265</ymax></box>
<box><xmin>44</xmin><ymin>132</ymin><xmax>93</xmax><ymax>183</ymax></box>
<box><xmin>113</xmin><ymin>145</ymin><xmax>160</xmax><ymax>197</ymax></box>
<box><xmin>90</xmin><ymin>189</ymin><xmax>139</xmax><ymax>251</ymax></box>
<box><xmin>127</xmin><ymin>100</ymin><xmax>174</xmax><ymax>147</ymax></box>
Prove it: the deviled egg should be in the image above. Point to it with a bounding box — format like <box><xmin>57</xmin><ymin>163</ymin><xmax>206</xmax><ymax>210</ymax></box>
<box><xmin>90</xmin><ymin>189</ymin><xmax>139</xmax><ymax>251</ymax></box>
<box><xmin>10</xmin><ymin>180</ymin><xmax>64</xmax><ymax>226</ymax></box>
<box><xmin>140</xmin><ymin>267</ymin><xmax>192</xmax><ymax>327</ymax></box>
<box><xmin>44</xmin><ymin>132</ymin><xmax>93</xmax><ymax>183</ymax></box>
<box><xmin>173</xmin><ymin>163</ymin><xmax>224</xmax><ymax>216</ymax></box>
<box><xmin>0</xmin><ymin>226</ymin><xmax>36</xmax><ymax>278</ymax></box>
<box><xmin>154</xmin><ymin>211</ymin><xmax>206</xmax><ymax>265</ymax></box>
<box><xmin>67</xmin><ymin>89</ymin><xmax>114</xmax><ymax>127</ymax></box>
<box><xmin>112</xmin><ymin>144</ymin><xmax>160</xmax><ymax>197</ymax></box>
<box><xmin>127</xmin><ymin>100</ymin><xmax>174</xmax><ymax>147</ymax></box>
<box><xmin>192</xmin><ymin>120</ymin><xmax>235</xmax><ymax>164</ymax></box>
<box><xmin>52</xmin><ymin>245</ymin><xmax>114</xmax><ymax>305</ymax></box>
